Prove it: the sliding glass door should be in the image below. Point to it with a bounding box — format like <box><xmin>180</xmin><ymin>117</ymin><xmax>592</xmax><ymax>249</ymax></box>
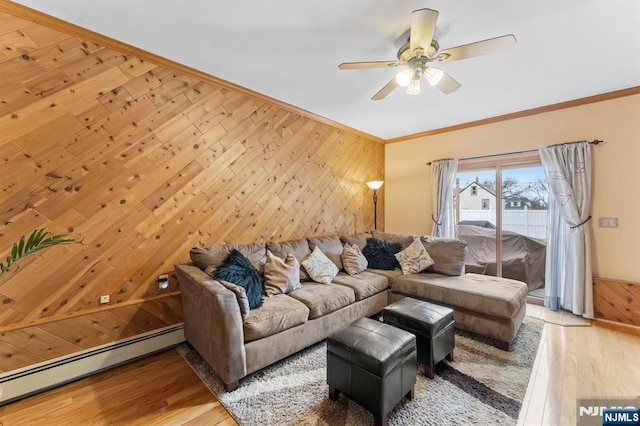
<box><xmin>454</xmin><ymin>155</ymin><xmax>548</xmax><ymax>298</ymax></box>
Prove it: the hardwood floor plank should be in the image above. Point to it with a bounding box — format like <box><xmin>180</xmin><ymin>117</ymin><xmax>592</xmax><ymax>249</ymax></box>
<box><xmin>0</xmin><ymin>348</ymin><xmax>236</xmax><ymax>425</ymax></box>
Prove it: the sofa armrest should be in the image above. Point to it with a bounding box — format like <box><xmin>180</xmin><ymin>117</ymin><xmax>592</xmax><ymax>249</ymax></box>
<box><xmin>176</xmin><ymin>263</ymin><xmax>247</xmax><ymax>388</ymax></box>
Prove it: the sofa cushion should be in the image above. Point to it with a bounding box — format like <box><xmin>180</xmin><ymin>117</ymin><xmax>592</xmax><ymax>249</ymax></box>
<box><xmin>288</xmin><ymin>282</ymin><xmax>355</xmax><ymax>319</ymax></box>
<box><xmin>372</xmin><ymin>230</ymin><xmax>415</xmax><ymax>250</ymax></box>
<box><xmin>302</xmin><ymin>246</ymin><xmax>339</xmax><ymax>284</ymax></box>
<box><xmin>340</xmin><ymin>232</ymin><xmax>372</xmax><ymax>251</ymax></box>
<box><xmin>219</xmin><ymin>280</ymin><xmax>250</xmax><ymax>319</ymax></box>
<box><xmin>267</xmin><ymin>239</ymin><xmax>312</xmax><ymax>281</ymax></box>
<box><xmin>420</xmin><ymin>236</ymin><xmax>468</xmax><ymax>276</ymax></box>
<box><xmin>341</xmin><ymin>243</ymin><xmax>368</xmax><ymax>275</ymax></box>
<box><xmin>390</xmin><ymin>273</ymin><xmax>528</xmax><ymax>319</ymax></box>
<box><xmin>308</xmin><ymin>235</ymin><xmax>344</xmax><ymax>270</ymax></box>
<box><xmin>395</xmin><ymin>238</ymin><xmax>434</xmax><ymax>275</ymax></box>
<box><xmin>243</xmin><ymin>294</ymin><xmax>309</xmax><ymax>342</ymax></box>
<box><xmin>362</xmin><ymin>238</ymin><xmax>402</xmax><ymax>270</ymax></box>
<box><xmin>332</xmin><ymin>271</ymin><xmax>389</xmax><ymax>301</ymax></box>
<box><xmin>191</xmin><ymin>242</ymin><xmax>266</xmax><ymax>274</ymax></box>
<box><xmin>264</xmin><ymin>250</ymin><xmax>301</xmax><ymax>296</ymax></box>
<box><xmin>214</xmin><ymin>250</ymin><xmax>264</xmax><ymax>309</ymax></box>
<box><xmin>367</xmin><ymin>268</ymin><xmax>404</xmax><ymax>279</ymax></box>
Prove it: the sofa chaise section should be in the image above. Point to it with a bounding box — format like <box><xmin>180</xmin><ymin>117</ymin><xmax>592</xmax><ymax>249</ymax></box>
<box><xmin>389</xmin><ymin>272</ymin><xmax>528</xmax><ymax>349</ymax></box>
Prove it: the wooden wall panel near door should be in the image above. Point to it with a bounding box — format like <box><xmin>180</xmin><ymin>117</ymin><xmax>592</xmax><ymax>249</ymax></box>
<box><xmin>593</xmin><ymin>277</ymin><xmax>640</xmax><ymax>326</ymax></box>
<box><xmin>0</xmin><ymin>3</ymin><xmax>384</xmax><ymax>370</ymax></box>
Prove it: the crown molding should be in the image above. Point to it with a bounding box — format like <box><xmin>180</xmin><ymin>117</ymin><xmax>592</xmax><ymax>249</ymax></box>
<box><xmin>0</xmin><ymin>0</ymin><xmax>384</xmax><ymax>144</ymax></box>
<box><xmin>385</xmin><ymin>86</ymin><xmax>640</xmax><ymax>144</ymax></box>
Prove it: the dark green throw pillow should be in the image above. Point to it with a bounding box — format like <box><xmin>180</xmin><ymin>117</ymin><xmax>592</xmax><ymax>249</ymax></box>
<box><xmin>362</xmin><ymin>238</ymin><xmax>402</xmax><ymax>270</ymax></box>
<box><xmin>214</xmin><ymin>249</ymin><xmax>264</xmax><ymax>309</ymax></box>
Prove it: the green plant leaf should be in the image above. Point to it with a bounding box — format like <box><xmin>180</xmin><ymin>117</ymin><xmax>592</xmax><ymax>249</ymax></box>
<box><xmin>0</xmin><ymin>229</ymin><xmax>84</xmax><ymax>278</ymax></box>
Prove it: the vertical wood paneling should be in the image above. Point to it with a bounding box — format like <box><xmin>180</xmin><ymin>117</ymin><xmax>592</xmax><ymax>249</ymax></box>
<box><xmin>0</xmin><ymin>5</ymin><xmax>384</xmax><ymax>370</ymax></box>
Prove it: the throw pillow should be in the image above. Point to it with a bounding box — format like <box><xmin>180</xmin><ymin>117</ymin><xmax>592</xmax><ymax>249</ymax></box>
<box><xmin>395</xmin><ymin>238</ymin><xmax>434</xmax><ymax>275</ymax></box>
<box><xmin>301</xmin><ymin>246</ymin><xmax>339</xmax><ymax>284</ymax></box>
<box><xmin>218</xmin><ymin>280</ymin><xmax>250</xmax><ymax>319</ymax></box>
<box><xmin>308</xmin><ymin>235</ymin><xmax>344</xmax><ymax>271</ymax></box>
<box><xmin>267</xmin><ymin>239</ymin><xmax>312</xmax><ymax>281</ymax></box>
<box><xmin>214</xmin><ymin>249</ymin><xmax>264</xmax><ymax>309</ymax></box>
<box><xmin>341</xmin><ymin>243</ymin><xmax>368</xmax><ymax>275</ymax></box>
<box><xmin>263</xmin><ymin>250</ymin><xmax>301</xmax><ymax>296</ymax></box>
<box><xmin>362</xmin><ymin>237</ymin><xmax>402</xmax><ymax>270</ymax></box>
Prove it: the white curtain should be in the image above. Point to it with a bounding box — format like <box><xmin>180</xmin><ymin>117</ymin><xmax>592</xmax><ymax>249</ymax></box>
<box><xmin>431</xmin><ymin>159</ymin><xmax>459</xmax><ymax>238</ymax></box>
<box><xmin>539</xmin><ymin>141</ymin><xmax>593</xmax><ymax>318</ymax></box>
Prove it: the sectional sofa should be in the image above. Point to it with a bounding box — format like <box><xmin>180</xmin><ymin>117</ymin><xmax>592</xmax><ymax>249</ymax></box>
<box><xmin>175</xmin><ymin>230</ymin><xmax>528</xmax><ymax>391</ymax></box>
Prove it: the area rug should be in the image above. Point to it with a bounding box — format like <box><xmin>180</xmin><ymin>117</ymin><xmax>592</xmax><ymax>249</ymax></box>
<box><xmin>177</xmin><ymin>316</ymin><xmax>543</xmax><ymax>426</ymax></box>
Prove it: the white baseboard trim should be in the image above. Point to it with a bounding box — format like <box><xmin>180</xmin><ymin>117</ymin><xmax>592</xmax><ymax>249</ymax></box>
<box><xmin>0</xmin><ymin>323</ymin><xmax>185</xmax><ymax>406</ymax></box>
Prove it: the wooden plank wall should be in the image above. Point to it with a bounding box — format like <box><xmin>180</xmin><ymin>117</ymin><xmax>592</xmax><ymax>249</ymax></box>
<box><xmin>0</xmin><ymin>6</ymin><xmax>384</xmax><ymax>371</ymax></box>
<box><xmin>593</xmin><ymin>277</ymin><xmax>640</xmax><ymax>327</ymax></box>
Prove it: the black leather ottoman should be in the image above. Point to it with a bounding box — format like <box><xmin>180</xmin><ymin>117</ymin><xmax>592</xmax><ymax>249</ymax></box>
<box><xmin>327</xmin><ymin>317</ymin><xmax>416</xmax><ymax>426</ymax></box>
<box><xmin>383</xmin><ymin>297</ymin><xmax>455</xmax><ymax>379</ymax></box>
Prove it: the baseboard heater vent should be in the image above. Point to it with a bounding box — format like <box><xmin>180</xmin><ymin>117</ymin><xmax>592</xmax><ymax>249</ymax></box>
<box><xmin>0</xmin><ymin>323</ymin><xmax>185</xmax><ymax>406</ymax></box>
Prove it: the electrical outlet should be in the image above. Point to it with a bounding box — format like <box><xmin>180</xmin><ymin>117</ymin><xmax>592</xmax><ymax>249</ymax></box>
<box><xmin>100</xmin><ymin>295</ymin><xmax>110</xmax><ymax>304</ymax></box>
<box><xmin>158</xmin><ymin>273</ymin><xmax>169</xmax><ymax>290</ymax></box>
<box><xmin>598</xmin><ymin>217</ymin><xmax>619</xmax><ymax>228</ymax></box>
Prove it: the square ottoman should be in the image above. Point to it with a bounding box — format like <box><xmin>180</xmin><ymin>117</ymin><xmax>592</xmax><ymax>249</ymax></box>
<box><xmin>383</xmin><ymin>297</ymin><xmax>455</xmax><ymax>379</ymax></box>
<box><xmin>327</xmin><ymin>317</ymin><xmax>416</xmax><ymax>426</ymax></box>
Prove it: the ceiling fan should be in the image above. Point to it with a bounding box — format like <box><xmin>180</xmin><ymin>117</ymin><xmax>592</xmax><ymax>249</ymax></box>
<box><xmin>338</xmin><ymin>8</ymin><xmax>517</xmax><ymax>100</ymax></box>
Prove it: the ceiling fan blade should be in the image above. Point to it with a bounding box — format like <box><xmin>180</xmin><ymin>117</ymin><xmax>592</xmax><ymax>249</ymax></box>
<box><xmin>338</xmin><ymin>61</ymin><xmax>400</xmax><ymax>70</ymax></box>
<box><xmin>434</xmin><ymin>71</ymin><xmax>461</xmax><ymax>94</ymax></box>
<box><xmin>437</xmin><ymin>34</ymin><xmax>517</xmax><ymax>62</ymax></box>
<box><xmin>372</xmin><ymin>78</ymin><xmax>399</xmax><ymax>101</ymax></box>
<box><xmin>410</xmin><ymin>8</ymin><xmax>439</xmax><ymax>53</ymax></box>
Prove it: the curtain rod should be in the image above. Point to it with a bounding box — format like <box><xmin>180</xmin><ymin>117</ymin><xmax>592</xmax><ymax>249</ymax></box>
<box><xmin>426</xmin><ymin>139</ymin><xmax>603</xmax><ymax>166</ymax></box>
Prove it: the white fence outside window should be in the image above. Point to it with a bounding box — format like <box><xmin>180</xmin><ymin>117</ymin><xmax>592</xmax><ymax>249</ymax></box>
<box><xmin>459</xmin><ymin>209</ymin><xmax>548</xmax><ymax>239</ymax></box>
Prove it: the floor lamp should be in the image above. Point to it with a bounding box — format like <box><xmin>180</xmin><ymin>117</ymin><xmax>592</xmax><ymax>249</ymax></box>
<box><xmin>366</xmin><ymin>181</ymin><xmax>384</xmax><ymax>230</ymax></box>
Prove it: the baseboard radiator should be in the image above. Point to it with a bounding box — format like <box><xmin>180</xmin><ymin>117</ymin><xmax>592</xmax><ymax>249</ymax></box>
<box><xmin>0</xmin><ymin>324</ymin><xmax>185</xmax><ymax>406</ymax></box>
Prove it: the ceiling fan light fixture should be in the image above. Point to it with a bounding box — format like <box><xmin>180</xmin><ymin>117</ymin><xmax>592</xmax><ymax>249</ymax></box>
<box><xmin>395</xmin><ymin>69</ymin><xmax>412</xmax><ymax>87</ymax></box>
<box><xmin>406</xmin><ymin>72</ymin><xmax>421</xmax><ymax>95</ymax></box>
<box><xmin>424</xmin><ymin>67</ymin><xmax>444</xmax><ymax>86</ymax></box>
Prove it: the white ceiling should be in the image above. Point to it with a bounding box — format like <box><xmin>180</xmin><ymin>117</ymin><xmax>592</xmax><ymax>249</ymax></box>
<box><xmin>15</xmin><ymin>0</ymin><xmax>640</xmax><ymax>140</ymax></box>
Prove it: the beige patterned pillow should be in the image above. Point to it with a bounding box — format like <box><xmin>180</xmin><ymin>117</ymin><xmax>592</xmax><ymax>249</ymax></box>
<box><xmin>395</xmin><ymin>238</ymin><xmax>434</xmax><ymax>275</ymax></box>
<box><xmin>301</xmin><ymin>246</ymin><xmax>339</xmax><ymax>284</ymax></box>
<box><xmin>264</xmin><ymin>250</ymin><xmax>301</xmax><ymax>295</ymax></box>
<box><xmin>341</xmin><ymin>243</ymin><xmax>368</xmax><ymax>275</ymax></box>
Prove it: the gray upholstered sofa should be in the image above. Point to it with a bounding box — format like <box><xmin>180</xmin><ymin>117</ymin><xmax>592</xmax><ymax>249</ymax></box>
<box><xmin>175</xmin><ymin>230</ymin><xmax>528</xmax><ymax>391</ymax></box>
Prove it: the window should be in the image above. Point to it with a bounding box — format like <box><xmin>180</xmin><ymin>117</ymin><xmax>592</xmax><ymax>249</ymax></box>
<box><xmin>453</xmin><ymin>153</ymin><xmax>549</xmax><ymax>300</ymax></box>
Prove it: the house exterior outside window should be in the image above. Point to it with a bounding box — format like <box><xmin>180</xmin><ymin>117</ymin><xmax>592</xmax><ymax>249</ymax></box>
<box><xmin>471</xmin><ymin>186</ymin><xmax>478</xmax><ymax>196</ymax></box>
<box><xmin>482</xmin><ymin>199</ymin><xmax>490</xmax><ymax>210</ymax></box>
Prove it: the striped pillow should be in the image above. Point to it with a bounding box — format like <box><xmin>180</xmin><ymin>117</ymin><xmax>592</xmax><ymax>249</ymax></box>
<box><xmin>341</xmin><ymin>243</ymin><xmax>368</xmax><ymax>275</ymax></box>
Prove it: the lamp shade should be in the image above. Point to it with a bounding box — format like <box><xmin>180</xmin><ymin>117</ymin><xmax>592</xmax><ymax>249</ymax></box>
<box><xmin>366</xmin><ymin>180</ymin><xmax>384</xmax><ymax>190</ymax></box>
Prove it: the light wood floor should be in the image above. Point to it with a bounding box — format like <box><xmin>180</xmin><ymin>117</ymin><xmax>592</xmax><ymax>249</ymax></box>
<box><xmin>518</xmin><ymin>304</ymin><xmax>640</xmax><ymax>425</ymax></box>
<box><xmin>0</xmin><ymin>350</ymin><xmax>237</xmax><ymax>426</ymax></box>
<box><xmin>1</xmin><ymin>304</ymin><xmax>638</xmax><ymax>426</ymax></box>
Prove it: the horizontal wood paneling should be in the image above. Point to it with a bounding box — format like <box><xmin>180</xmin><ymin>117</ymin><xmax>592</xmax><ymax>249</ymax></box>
<box><xmin>0</xmin><ymin>6</ymin><xmax>384</xmax><ymax>369</ymax></box>
<box><xmin>593</xmin><ymin>277</ymin><xmax>640</xmax><ymax>326</ymax></box>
